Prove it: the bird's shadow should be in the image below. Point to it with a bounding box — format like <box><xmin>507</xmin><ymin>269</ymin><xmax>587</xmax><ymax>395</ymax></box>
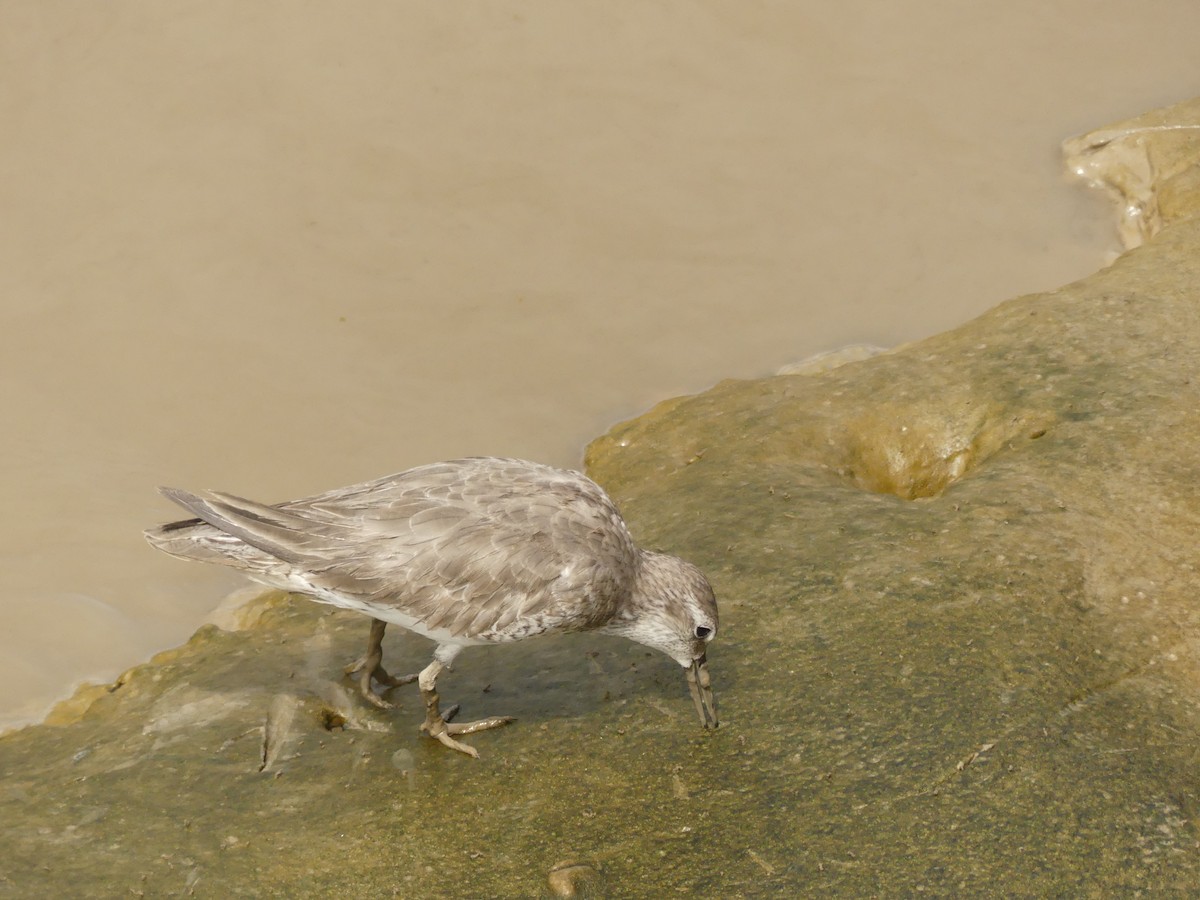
<box><xmin>260</xmin><ymin>602</ymin><xmax>734</xmax><ymax>757</ymax></box>
<box><xmin>357</xmin><ymin>622</ymin><xmax>698</xmax><ymax>729</ymax></box>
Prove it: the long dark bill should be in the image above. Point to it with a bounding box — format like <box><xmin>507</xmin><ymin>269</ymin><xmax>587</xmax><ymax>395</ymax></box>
<box><xmin>686</xmin><ymin>653</ymin><xmax>718</xmax><ymax>729</ymax></box>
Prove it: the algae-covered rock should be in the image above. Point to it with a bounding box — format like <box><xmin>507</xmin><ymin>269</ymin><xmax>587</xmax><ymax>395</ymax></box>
<box><xmin>1064</xmin><ymin>96</ymin><xmax>1200</xmax><ymax>249</ymax></box>
<box><xmin>2</xmin><ymin>98</ymin><xmax>1200</xmax><ymax>897</ymax></box>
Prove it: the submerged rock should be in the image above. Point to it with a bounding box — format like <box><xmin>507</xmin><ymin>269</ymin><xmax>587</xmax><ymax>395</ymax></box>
<box><xmin>2</xmin><ymin>98</ymin><xmax>1199</xmax><ymax>896</ymax></box>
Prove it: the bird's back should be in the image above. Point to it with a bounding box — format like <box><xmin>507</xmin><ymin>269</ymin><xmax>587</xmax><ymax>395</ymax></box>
<box><xmin>145</xmin><ymin>458</ymin><xmax>641</xmax><ymax>642</ymax></box>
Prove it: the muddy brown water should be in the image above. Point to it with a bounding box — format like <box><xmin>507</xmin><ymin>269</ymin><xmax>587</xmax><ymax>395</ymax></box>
<box><xmin>2</xmin><ymin>1</ymin><xmax>1198</xmax><ymax>730</ymax></box>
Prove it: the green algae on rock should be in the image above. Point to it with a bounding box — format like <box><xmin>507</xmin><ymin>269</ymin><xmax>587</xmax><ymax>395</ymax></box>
<box><xmin>3</xmin><ymin>97</ymin><xmax>1200</xmax><ymax>897</ymax></box>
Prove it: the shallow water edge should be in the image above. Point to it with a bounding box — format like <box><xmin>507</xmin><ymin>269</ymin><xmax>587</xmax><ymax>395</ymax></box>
<box><xmin>2</xmin><ymin>98</ymin><xmax>1199</xmax><ymax>896</ymax></box>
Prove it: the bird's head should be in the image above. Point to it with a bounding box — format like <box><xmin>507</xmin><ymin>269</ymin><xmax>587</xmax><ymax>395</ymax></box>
<box><xmin>604</xmin><ymin>550</ymin><xmax>719</xmax><ymax>728</ymax></box>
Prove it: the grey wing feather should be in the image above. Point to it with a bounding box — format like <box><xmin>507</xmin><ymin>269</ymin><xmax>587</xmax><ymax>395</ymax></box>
<box><xmin>147</xmin><ymin>459</ymin><xmax>639</xmax><ymax>640</ymax></box>
<box><xmin>154</xmin><ymin>487</ymin><xmax>314</xmax><ymax>565</ymax></box>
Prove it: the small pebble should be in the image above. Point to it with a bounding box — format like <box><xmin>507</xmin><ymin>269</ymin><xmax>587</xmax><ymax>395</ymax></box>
<box><xmin>547</xmin><ymin>861</ymin><xmax>602</xmax><ymax>898</ymax></box>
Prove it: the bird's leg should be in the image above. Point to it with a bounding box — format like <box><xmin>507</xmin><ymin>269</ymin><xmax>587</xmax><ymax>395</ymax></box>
<box><xmin>343</xmin><ymin>618</ymin><xmax>417</xmax><ymax>709</ymax></box>
<box><xmin>417</xmin><ymin>658</ymin><xmax>515</xmax><ymax>758</ymax></box>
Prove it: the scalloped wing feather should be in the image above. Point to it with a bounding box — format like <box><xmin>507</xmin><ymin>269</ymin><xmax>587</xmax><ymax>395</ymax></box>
<box><xmin>149</xmin><ymin>459</ymin><xmax>639</xmax><ymax>641</ymax></box>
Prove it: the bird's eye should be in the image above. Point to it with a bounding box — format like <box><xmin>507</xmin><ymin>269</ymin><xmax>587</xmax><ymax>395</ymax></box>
<box><xmin>694</xmin><ymin>625</ymin><xmax>713</xmax><ymax>640</ymax></box>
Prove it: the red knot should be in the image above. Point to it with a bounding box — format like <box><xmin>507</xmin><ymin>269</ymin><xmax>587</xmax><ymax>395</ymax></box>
<box><xmin>145</xmin><ymin>457</ymin><xmax>719</xmax><ymax>757</ymax></box>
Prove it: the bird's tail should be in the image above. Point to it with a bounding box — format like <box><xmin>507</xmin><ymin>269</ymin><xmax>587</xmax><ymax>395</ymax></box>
<box><xmin>144</xmin><ymin>487</ymin><xmax>270</xmax><ymax>568</ymax></box>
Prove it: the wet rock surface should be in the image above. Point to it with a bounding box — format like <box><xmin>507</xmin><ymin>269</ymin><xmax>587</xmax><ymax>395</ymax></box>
<box><xmin>3</xmin><ymin>99</ymin><xmax>1200</xmax><ymax>897</ymax></box>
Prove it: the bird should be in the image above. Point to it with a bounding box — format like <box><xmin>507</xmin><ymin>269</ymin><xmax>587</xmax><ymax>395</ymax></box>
<box><xmin>144</xmin><ymin>457</ymin><xmax>719</xmax><ymax>757</ymax></box>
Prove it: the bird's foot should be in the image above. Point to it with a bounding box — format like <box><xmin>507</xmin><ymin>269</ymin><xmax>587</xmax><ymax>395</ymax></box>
<box><xmin>344</xmin><ymin>657</ymin><xmax>418</xmax><ymax>710</ymax></box>
<box><xmin>420</xmin><ymin>714</ymin><xmax>515</xmax><ymax>758</ymax></box>
<box><xmin>344</xmin><ymin>618</ymin><xmax>418</xmax><ymax>709</ymax></box>
<box><xmin>419</xmin><ymin>686</ymin><xmax>513</xmax><ymax>758</ymax></box>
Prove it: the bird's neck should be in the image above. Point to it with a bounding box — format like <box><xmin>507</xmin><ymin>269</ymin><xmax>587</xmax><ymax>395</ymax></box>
<box><xmin>598</xmin><ymin>549</ymin><xmax>670</xmax><ymax>638</ymax></box>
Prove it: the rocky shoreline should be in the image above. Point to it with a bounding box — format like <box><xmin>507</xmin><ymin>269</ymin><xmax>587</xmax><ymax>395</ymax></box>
<box><xmin>2</xmin><ymin>98</ymin><xmax>1198</xmax><ymax>897</ymax></box>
